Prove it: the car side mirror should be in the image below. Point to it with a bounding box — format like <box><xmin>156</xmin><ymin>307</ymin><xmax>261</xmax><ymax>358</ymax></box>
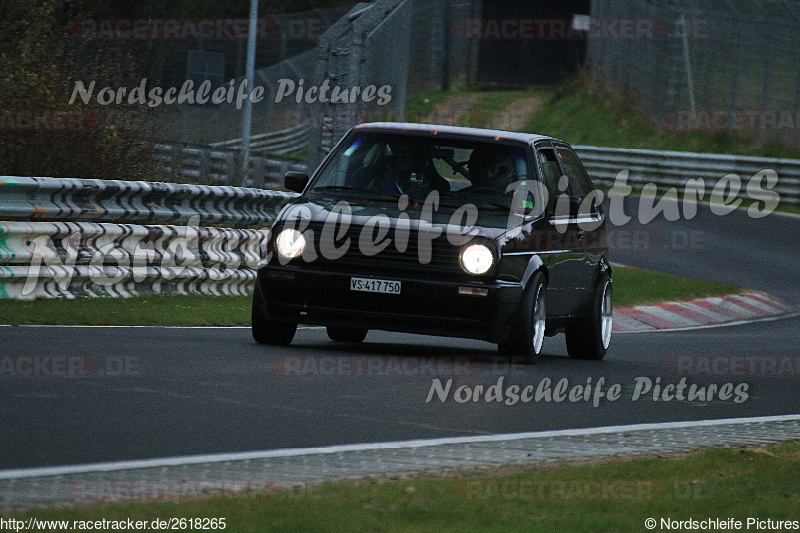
<box><xmin>285</xmin><ymin>171</ymin><xmax>310</xmax><ymax>193</ymax></box>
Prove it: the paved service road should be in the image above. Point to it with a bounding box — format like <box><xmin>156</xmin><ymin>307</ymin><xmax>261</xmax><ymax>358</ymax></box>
<box><xmin>0</xmin><ymin>201</ymin><xmax>798</xmax><ymax>470</ymax></box>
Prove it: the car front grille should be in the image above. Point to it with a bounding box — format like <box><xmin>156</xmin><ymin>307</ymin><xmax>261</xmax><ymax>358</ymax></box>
<box><xmin>300</xmin><ymin>221</ymin><xmax>464</xmax><ymax>273</ymax></box>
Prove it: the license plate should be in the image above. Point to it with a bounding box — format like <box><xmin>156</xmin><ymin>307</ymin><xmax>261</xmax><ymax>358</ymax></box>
<box><xmin>350</xmin><ymin>277</ymin><xmax>401</xmax><ymax>294</ymax></box>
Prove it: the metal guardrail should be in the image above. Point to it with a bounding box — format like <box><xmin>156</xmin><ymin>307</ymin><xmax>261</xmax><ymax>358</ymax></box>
<box><xmin>209</xmin><ymin>123</ymin><xmax>309</xmax><ymax>156</ymax></box>
<box><xmin>0</xmin><ymin>176</ymin><xmax>299</xmax><ymax>299</ymax></box>
<box><xmin>152</xmin><ymin>143</ymin><xmax>308</xmax><ymax>187</ymax></box>
<box><xmin>0</xmin><ymin>176</ymin><xmax>298</xmax><ymax>226</ymax></box>
<box><xmin>0</xmin><ymin>221</ymin><xmax>268</xmax><ymax>299</ymax></box>
<box><xmin>574</xmin><ymin>146</ymin><xmax>800</xmax><ymax>206</ymax></box>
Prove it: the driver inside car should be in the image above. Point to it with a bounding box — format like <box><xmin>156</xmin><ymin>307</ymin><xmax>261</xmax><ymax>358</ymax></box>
<box><xmin>466</xmin><ymin>150</ymin><xmax>516</xmax><ymax>192</ymax></box>
<box><xmin>374</xmin><ymin>143</ymin><xmax>449</xmax><ymax>194</ymax></box>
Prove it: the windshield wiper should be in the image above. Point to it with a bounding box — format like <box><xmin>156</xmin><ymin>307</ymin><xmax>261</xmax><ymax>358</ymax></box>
<box><xmin>309</xmin><ymin>186</ymin><xmax>402</xmax><ymax>203</ymax></box>
<box><xmin>476</xmin><ymin>200</ymin><xmax>512</xmax><ymax>211</ymax></box>
<box><xmin>434</xmin><ymin>195</ymin><xmax>511</xmax><ymax>212</ymax></box>
<box><xmin>312</xmin><ymin>185</ymin><xmax>362</xmax><ymax>192</ymax></box>
<box><xmin>310</xmin><ymin>185</ymin><xmax>386</xmax><ymax>197</ymax></box>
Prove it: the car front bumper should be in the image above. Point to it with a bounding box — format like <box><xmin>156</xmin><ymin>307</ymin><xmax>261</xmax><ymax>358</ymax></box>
<box><xmin>257</xmin><ymin>265</ymin><xmax>524</xmax><ymax>343</ymax></box>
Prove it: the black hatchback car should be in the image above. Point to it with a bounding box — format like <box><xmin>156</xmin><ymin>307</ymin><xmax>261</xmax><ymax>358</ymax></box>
<box><xmin>253</xmin><ymin>123</ymin><xmax>612</xmax><ymax>363</ymax></box>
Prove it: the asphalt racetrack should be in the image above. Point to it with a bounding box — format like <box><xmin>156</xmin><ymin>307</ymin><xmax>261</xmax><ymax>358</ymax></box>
<box><xmin>1</xmin><ymin>198</ymin><xmax>798</xmax><ymax>469</ymax></box>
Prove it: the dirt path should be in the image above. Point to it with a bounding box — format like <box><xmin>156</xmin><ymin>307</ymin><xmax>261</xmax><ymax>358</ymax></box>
<box><xmin>424</xmin><ymin>93</ymin><xmax>480</xmax><ymax>125</ymax></box>
<box><xmin>424</xmin><ymin>93</ymin><xmax>542</xmax><ymax>131</ymax></box>
<box><xmin>488</xmin><ymin>96</ymin><xmax>542</xmax><ymax>131</ymax></box>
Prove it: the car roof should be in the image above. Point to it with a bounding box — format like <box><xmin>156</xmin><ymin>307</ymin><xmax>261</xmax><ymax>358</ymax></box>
<box><xmin>351</xmin><ymin>122</ymin><xmax>560</xmax><ymax>145</ymax></box>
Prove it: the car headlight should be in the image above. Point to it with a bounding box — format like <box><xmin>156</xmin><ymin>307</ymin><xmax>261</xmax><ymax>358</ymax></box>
<box><xmin>459</xmin><ymin>243</ymin><xmax>493</xmax><ymax>275</ymax></box>
<box><xmin>275</xmin><ymin>228</ymin><xmax>306</xmax><ymax>260</ymax></box>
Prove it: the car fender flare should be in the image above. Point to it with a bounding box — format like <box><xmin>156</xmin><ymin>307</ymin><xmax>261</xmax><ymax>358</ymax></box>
<box><xmin>596</xmin><ymin>255</ymin><xmax>612</xmax><ymax>285</ymax></box>
<box><xmin>520</xmin><ymin>254</ymin><xmax>547</xmax><ymax>291</ymax></box>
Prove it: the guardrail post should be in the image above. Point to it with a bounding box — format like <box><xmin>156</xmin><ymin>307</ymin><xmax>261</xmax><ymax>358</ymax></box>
<box><xmin>198</xmin><ymin>149</ymin><xmax>210</xmax><ymax>184</ymax></box>
<box><xmin>225</xmin><ymin>152</ymin><xmax>237</xmax><ymax>186</ymax></box>
<box><xmin>170</xmin><ymin>144</ymin><xmax>183</xmax><ymax>182</ymax></box>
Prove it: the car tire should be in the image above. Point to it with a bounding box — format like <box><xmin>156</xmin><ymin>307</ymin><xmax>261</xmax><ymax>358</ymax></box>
<box><xmin>498</xmin><ymin>271</ymin><xmax>547</xmax><ymax>365</ymax></box>
<box><xmin>566</xmin><ymin>272</ymin><xmax>612</xmax><ymax>360</ymax></box>
<box><xmin>251</xmin><ymin>282</ymin><xmax>298</xmax><ymax>346</ymax></box>
<box><xmin>326</xmin><ymin>327</ymin><xmax>368</xmax><ymax>343</ymax></box>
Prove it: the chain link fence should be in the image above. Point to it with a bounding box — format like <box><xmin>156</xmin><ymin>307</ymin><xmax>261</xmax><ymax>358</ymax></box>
<box><xmin>149</xmin><ymin>7</ymin><xmax>349</xmax><ymax>146</ymax></box>
<box><xmin>587</xmin><ymin>0</ymin><xmax>800</xmax><ymax>144</ymax></box>
<box><xmin>305</xmin><ymin>0</ymin><xmax>412</xmax><ymax>169</ymax></box>
<box><xmin>147</xmin><ymin>0</ymin><xmax>486</xmax><ymax>186</ymax></box>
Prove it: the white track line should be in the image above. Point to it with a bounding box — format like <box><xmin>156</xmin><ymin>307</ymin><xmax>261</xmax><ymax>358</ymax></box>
<box><xmin>1</xmin><ymin>414</ymin><xmax>798</xmax><ymax>480</ymax></box>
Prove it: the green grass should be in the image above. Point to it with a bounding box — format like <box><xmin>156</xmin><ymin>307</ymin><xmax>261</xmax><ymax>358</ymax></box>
<box><xmin>612</xmin><ymin>266</ymin><xmax>743</xmax><ymax>307</ymax></box>
<box><xmin>470</xmin><ymin>90</ymin><xmax>531</xmax><ymax>128</ymax></box>
<box><xmin>523</xmin><ymin>78</ymin><xmax>800</xmax><ymax>159</ymax></box>
<box><xmin>4</xmin><ymin>442</ymin><xmax>799</xmax><ymax>532</ymax></box>
<box><xmin>404</xmin><ymin>87</ymin><xmax>532</xmax><ymax>129</ymax></box>
<box><xmin>0</xmin><ymin>293</ymin><xmax>252</xmax><ymax>326</ymax></box>
<box><xmin>0</xmin><ymin>267</ymin><xmax>743</xmax><ymax>325</ymax></box>
<box><xmin>417</xmin><ymin>75</ymin><xmax>800</xmax><ymax>159</ymax></box>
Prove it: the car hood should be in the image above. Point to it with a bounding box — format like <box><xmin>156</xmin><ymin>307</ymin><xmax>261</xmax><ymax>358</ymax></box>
<box><xmin>278</xmin><ymin>194</ymin><xmax>529</xmax><ymax>242</ymax></box>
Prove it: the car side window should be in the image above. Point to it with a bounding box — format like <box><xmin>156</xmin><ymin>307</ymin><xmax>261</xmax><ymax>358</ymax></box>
<box><xmin>536</xmin><ymin>148</ymin><xmax>561</xmax><ymax>197</ymax></box>
<box><xmin>556</xmin><ymin>148</ymin><xmax>594</xmax><ymax>199</ymax></box>
<box><xmin>535</xmin><ymin>147</ymin><xmax>562</xmax><ymax>212</ymax></box>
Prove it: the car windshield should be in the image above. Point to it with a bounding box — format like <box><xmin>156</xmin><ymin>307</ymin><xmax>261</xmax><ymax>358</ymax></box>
<box><xmin>308</xmin><ymin>133</ymin><xmax>532</xmax><ymax>209</ymax></box>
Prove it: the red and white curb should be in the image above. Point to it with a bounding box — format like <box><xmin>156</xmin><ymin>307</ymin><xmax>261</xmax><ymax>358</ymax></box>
<box><xmin>613</xmin><ymin>291</ymin><xmax>795</xmax><ymax>332</ymax></box>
